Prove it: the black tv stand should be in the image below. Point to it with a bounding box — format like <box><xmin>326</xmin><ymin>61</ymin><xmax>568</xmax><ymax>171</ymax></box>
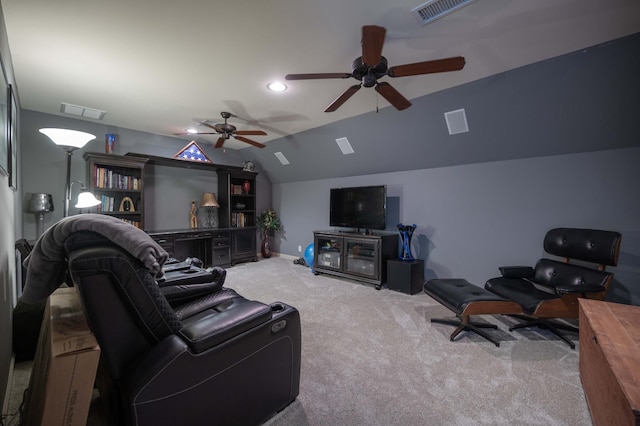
<box><xmin>313</xmin><ymin>230</ymin><xmax>398</xmax><ymax>289</ymax></box>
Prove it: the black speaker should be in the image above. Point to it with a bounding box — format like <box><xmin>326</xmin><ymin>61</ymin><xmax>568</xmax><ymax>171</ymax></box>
<box><xmin>387</xmin><ymin>259</ymin><xmax>424</xmax><ymax>295</ymax></box>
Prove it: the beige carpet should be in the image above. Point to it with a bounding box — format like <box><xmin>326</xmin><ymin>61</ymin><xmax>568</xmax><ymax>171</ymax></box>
<box><xmin>5</xmin><ymin>256</ymin><xmax>592</xmax><ymax>425</ymax></box>
<box><xmin>231</xmin><ymin>257</ymin><xmax>591</xmax><ymax>426</ymax></box>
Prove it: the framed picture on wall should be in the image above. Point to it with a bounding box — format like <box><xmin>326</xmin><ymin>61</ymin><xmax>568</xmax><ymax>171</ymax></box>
<box><xmin>0</xmin><ymin>62</ymin><xmax>7</xmax><ymax>177</ymax></box>
<box><xmin>8</xmin><ymin>84</ymin><xmax>17</xmax><ymax>190</ymax></box>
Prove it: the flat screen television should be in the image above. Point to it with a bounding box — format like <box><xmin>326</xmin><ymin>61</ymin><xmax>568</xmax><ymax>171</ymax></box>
<box><xmin>330</xmin><ymin>185</ymin><xmax>387</xmax><ymax>231</ymax></box>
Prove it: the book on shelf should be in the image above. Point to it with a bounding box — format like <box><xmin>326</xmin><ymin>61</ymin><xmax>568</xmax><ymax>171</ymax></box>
<box><xmin>100</xmin><ymin>195</ymin><xmax>115</xmax><ymax>212</ymax></box>
<box><xmin>231</xmin><ymin>212</ymin><xmax>252</xmax><ymax>228</ymax></box>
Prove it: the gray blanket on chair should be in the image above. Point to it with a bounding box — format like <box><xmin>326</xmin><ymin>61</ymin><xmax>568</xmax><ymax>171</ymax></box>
<box><xmin>22</xmin><ymin>214</ymin><xmax>168</xmax><ymax>303</ymax></box>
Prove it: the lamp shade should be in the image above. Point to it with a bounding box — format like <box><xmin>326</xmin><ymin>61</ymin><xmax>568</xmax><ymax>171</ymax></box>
<box><xmin>200</xmin><ymin>192</ymin><xmax>220</xmax><ymax>207</ymax></box>
<box><xmin>39</xmin><ymin>128</ymin><xmax>96</xmax><ymax>149</ymax></box>
<box><xmin>75</xmin><ymin>190</ymin><xmax>102</xmax><ymax>209</ymax></box>
<box><xmin>29</xmin><ymin>193</ymin><xmax>54</xmax><ymax>213</ymax></box>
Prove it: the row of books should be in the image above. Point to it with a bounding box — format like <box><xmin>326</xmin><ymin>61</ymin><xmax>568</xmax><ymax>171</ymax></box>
<box><xmin>97</xmin><ymin>196</ymin><xmax>137</xmax><ymax>213</ymax></box>
<box><xmin>231</xmin><ymin>212</ymin><xmax>252</xmax><ymax>228</ymax></box>
<box><xmin>93</xmin><ymin>166</ymin><xmax>141</xmax><ymax>190</ymax></box>
<box><xmin>119</xmin><ymin>218</ymin><xmax>142</xmax><ymax>229</ymax></box>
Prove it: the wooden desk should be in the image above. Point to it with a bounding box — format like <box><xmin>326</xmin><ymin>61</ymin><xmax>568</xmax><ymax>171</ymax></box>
<box><xmin>579</xmin><ymin>298</ymin><xmax>640</xmax><ymax>426</ymax></box>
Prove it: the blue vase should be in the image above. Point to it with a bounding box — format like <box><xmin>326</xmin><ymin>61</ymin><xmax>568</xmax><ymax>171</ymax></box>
<box><xmin>397</xmin><ymin>224</ymin><xmax>416</xmax><ymax>261</ymax></box>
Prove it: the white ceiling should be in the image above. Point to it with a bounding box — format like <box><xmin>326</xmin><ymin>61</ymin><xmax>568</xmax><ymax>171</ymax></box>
<box><xmin>3</xmin><ymin>0</ymin><xmax>640</xmax><ymax>150</ymax></box>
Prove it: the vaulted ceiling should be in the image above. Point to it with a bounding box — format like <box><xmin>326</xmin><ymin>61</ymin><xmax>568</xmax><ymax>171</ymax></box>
<box><xmin>4</xmin><ymin>0</ymin><xmax>640</xmax><ymax>150</ymax></box>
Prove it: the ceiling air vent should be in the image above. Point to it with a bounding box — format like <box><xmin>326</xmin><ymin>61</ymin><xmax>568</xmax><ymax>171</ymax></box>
<box><xmin>411</xmin><ymin>0</ymin><xmax>477</xmax><ymax>26</ymax></box>
<box><xmin>60</xmin><ymin>102</ymin><xmax>106</xmax><ymax>120</ymax></box>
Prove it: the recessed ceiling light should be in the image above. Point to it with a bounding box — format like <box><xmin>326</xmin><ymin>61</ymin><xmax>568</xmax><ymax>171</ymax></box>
<box><xmin>186</xmin><ymin>128</ymin><xmax>199</xmax><ymax>134</ymax></box>
<box><xmin>267</xmin><ymin>81</ymin><xmax>287</xmax><ymax>92</ymax></box>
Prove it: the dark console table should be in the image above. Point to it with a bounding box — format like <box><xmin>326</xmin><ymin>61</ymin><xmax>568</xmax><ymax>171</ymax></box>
<box><xmin>149</xmin><ymin>228</ymin><xmax>257</xmax><ymax>268</ymax></box>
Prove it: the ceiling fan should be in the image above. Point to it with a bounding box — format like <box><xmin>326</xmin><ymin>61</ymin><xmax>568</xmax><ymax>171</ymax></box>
<box><xmin>285</xmin><ymin>25</ymin><xmax>466</xmax><ymax>112</ymax></box>
<box><xmin>178</xmin><ymin>112</ymin><xmax>268</xmax><ymax>148</ymax></box>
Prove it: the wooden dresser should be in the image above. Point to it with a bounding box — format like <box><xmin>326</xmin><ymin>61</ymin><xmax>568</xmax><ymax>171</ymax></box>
<box><xmin>579</xmin><ymin>298</ymin><xmax>640</xmax><ymax>426</ymax></box>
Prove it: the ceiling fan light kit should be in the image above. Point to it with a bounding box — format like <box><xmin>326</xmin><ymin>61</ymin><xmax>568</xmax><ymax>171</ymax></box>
<box><xmin>175</xmin><ymin>111</ymin><xmax>268</xmax><ymax>149</ymax></box>
<box><xmin>285</xmin><ymin>25</ymin><xmax>466</xmax><ymax>113</ymax></box>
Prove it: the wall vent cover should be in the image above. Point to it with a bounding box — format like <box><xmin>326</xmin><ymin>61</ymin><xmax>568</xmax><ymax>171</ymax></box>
<box><xmin>411</xmin><ymin>0</ymin><xmax>477</xmax><ymax>26</ymax></box>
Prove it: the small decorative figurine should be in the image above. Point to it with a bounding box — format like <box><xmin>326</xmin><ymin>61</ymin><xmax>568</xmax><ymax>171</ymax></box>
<box><xmin>189</xmin><ymin>201</ymin><xmax>198</xmax><ymax>229</ymax></box>
<box><xmin>105</xmin><ymin>134</ymin><xmax>116</xmax><ymax>154</ymax></box>
<box><xmin>242</xmin><ymin>161</ymin><xmax>255</xmax><ymax>172</ymax></box>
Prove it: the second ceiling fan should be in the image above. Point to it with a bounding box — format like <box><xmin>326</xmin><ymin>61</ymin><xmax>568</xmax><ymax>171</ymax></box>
<box><xmin>285</xmin><ymin>25</ymin><xmax>466</xmax><ymax>112</ymax></box>
<box><xmin>183</xmin><ymin>112</ymin><xmax>268</xmax><ymax>148</ymax></box>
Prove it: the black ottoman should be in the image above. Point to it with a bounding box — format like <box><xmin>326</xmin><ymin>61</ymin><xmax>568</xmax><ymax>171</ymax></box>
<box><xmin>424</xmin><ymin>278</ymin><xmax>522</xmax><ymax>346</ymax></box>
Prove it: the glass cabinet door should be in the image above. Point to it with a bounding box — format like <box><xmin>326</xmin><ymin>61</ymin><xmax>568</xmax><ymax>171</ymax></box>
<box><xmin>315</xmin><ymin>236</ymin><xmax>342</xmax><ymax>271</ymax></box>
<box><xmin>344</xmin><ymin>238</ymin><xmax>379</xmax><ymax>280</ymax></box>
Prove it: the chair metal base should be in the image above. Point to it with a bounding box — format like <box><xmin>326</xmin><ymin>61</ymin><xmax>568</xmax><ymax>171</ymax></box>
<box><xmin>508</xmin><ymin>314</ymin><xmax>578</xmax><ymax>349</ymax></box>
<box><xmin>431</xmin><ymin>314</ymin><xmax>501</xmax><ymax>347</ymax></box>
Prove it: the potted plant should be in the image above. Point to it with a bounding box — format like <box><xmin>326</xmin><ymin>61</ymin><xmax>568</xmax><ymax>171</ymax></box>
<box><xmin>257</xmin><ymin>209</ymin><xmax>281</xmax><ymax>258</ymax></box>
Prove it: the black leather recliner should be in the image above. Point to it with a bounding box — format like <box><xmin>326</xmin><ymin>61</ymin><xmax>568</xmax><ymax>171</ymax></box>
<box><xmin>62</xmin><ymin>231</ymin><xmax>301</xmax><ymax>425</ymax></box>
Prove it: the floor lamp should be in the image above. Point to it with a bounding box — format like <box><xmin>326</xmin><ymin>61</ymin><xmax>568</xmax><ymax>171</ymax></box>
<box><xmin>39</xmin><ymin>128</ymin><xmax>102</xmax><ymax>216</ymax></box>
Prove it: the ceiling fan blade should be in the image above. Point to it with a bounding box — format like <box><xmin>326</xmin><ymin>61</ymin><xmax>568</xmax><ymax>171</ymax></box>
<box><xmin>362</xmin><ymin>25</ymin><xmax>386</xmax><ymax>66</ymax></box>
<box><xmin>235</xmin><ymin>130</ymin><xmax>267</xmax><ymax>136</ymax></box>
<box><xmin>375</xmin><ymin>82</ymin><xmax>411</xmax><ymax>111</ymax></box>
<box><xmin>324</xmin><ymin>85</ymin><xmax>361</xmax><ymax>112</ymax></box>
<box><xmin>196</xmin><ymin>120</ymin><xmax>219</xmax><ymax>131</ymax></box>
<box><xmin>285</xmin><ymin>73</ymin><xmax>352</xmax><ymax>80</ymax></box>
<box><xmin>234</xmin><ymin>135</ymin><xmax>266</xmax><ymax>148</ymax></box>
<box><xmin>387</xmin><ymin>56</ymin><xmax>466</xmax><ymax>78</ymax></box>
<box><xmin>215</xmin><ymin>137</ymin><xmax>226</xmax><ymax>148</ymax></box>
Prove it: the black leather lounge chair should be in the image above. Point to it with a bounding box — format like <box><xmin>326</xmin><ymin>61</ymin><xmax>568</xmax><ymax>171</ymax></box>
<box><xmin>485</xmin><ymin>227</ymin><xmax>621</xmax><ymax>349</ymax></box>
<box><xmin>424</xmin><ymin>227</ymin><xmax>621</xmax><ymax>348</ymax></box>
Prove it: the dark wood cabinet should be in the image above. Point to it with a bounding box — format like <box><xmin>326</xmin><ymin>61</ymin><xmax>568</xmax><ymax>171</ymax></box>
<box><xmin>217</xmin><ymin>169</ymin><xmax>257</xmax><ymax>228</ymax></box>
<box><xmin>218</xmin><ymin>169</ymin><xmax>258</xmax><ymax>265</ymax></box>
<box><xmin>83</xmin><ymin>152</ymin><xmax>148</xmax><ymax>229</ymax></box>
<box><xmin>125</xmin><ymin>153</ymin><xmax>260</xmax><ymax>266</ymax></box>
<box><xmin>313</xmin><ymin>231</ymin><xmax>398</xmax><ymax>288</ymax></box>
<box><xmin>231</xmin><ymin>228</ymin><xmax>258</xmax><ymax>265</ymax></box>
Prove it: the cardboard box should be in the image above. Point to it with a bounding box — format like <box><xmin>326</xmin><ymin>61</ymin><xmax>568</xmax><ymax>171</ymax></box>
<box><xmin>24</xmin><ymin>287</ymin><xmax>101</xmax><ymax>426</ymax></box>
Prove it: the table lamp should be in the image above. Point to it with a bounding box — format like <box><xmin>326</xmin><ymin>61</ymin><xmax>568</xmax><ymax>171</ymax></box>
<box><xmin>29</xmin><ymin>193</ymin><xmax>54</xmax><ymax>239</ymax></box>
<box><xmin>200</xmin><ymin>192</ymin><xmax>220</xmax><ymax>228</ymax></box>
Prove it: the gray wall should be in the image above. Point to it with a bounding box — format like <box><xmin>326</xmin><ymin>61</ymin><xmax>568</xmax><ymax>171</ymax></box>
<box><xmin>19</xmin><ymin>109</ymin><xmax>273</xmax><ymax>238</ymax></box>
<box><xmin>273</xmin><ymin>147</ymin><xmax>640</xmax><ymax>305</ymax></box>
<box><xmin>245</xmin><ymin>32</ymin><xmax>640</xmax><ymax>184</ymax></box>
